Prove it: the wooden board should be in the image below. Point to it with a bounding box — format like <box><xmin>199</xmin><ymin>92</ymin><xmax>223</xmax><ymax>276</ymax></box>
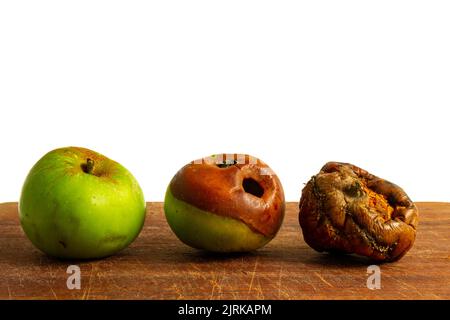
<box><xmin>0</xmin><ymin>202</ymin><xmax>449</xmax><ymax>300</ymax></box>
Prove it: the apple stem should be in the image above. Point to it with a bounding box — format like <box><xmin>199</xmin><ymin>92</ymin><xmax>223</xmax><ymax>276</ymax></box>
<box><xmin>85</xmin><ymin>158</ymin><xmax>94</xmax><ymax>174</ymax></box>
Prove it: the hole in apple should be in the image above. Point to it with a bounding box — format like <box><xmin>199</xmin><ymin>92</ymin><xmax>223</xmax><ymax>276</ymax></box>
<box><xmin>243</xmin><ymin>178</ymin><xmax>264</xmax><ymax>198</ymax></box>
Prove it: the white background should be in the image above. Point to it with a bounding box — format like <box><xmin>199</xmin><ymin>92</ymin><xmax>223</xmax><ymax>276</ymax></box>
<box><xmin>1</xmin><ymin>1</ymin><xmax>449</xmax><ymax>202</ymax></box>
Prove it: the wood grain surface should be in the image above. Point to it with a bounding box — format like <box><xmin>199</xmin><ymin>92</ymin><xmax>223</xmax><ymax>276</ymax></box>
<box><xmin>0</xmin><ymin>202</ymin><xmax>449</xmax><ymax>300</ymax></box>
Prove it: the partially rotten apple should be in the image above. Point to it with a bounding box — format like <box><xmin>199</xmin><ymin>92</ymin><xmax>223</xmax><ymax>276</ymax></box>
<box><xmin>164</xmin><ymin>154</ymin><xmax>285</xmax><ymax>252</ymax></box>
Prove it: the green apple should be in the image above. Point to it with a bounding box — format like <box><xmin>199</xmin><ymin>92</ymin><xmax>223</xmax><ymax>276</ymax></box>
<box><xmin>19</xmin><ymin>146</ymin><xmax>146</xmax><ymax>259</ymax></box>
<box><xmin>164</xmin><ymin>154</ymin><xmax>285</xmax><ymax>253</ymax></box>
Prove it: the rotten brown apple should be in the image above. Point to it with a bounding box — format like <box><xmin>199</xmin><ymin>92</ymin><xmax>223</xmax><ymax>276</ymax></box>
<box><xmin>299</xmin><ymin>162</ymin><xmax>418</xmax><ymax>262</ymax></box>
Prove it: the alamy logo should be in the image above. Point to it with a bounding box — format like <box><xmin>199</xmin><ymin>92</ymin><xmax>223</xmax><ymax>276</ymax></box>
<box><xmin>366</xmin><ymin>265</ymin><xmax>381</xmax><ymax>290</ymax></box>
<box><xmin>66</xmin><ymin>265</ymin><xmax>81</xmax><ymax>290</ymax></box>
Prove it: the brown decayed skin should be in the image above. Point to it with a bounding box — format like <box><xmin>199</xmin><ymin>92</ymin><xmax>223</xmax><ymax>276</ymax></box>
<box><xmin>299</xmin><ymin>162</ymin><xmax>418</xmax><ymax>262</ymax></box>
<box><xmin>169</xmin><ymin>154</ymin><xmax>285</xmax><ymax>237</ymax></box>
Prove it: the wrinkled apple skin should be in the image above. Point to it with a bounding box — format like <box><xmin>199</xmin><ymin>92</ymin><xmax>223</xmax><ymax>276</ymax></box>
<box><xmin>19</xmin><ymin>147</ymin><xmax>146</xmax><ymax>259</ymax></box>
<box><xmin>164</xmin><ymin>187</ymin><xmax>270</xmax><ymax>252</ymax></box>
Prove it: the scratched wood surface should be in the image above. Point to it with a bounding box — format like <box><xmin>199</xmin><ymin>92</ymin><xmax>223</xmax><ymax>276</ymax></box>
<box><xmin>0</xmin><ymin>202</ymin><xmax>449</xmax><ymax>300</ymax></box>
